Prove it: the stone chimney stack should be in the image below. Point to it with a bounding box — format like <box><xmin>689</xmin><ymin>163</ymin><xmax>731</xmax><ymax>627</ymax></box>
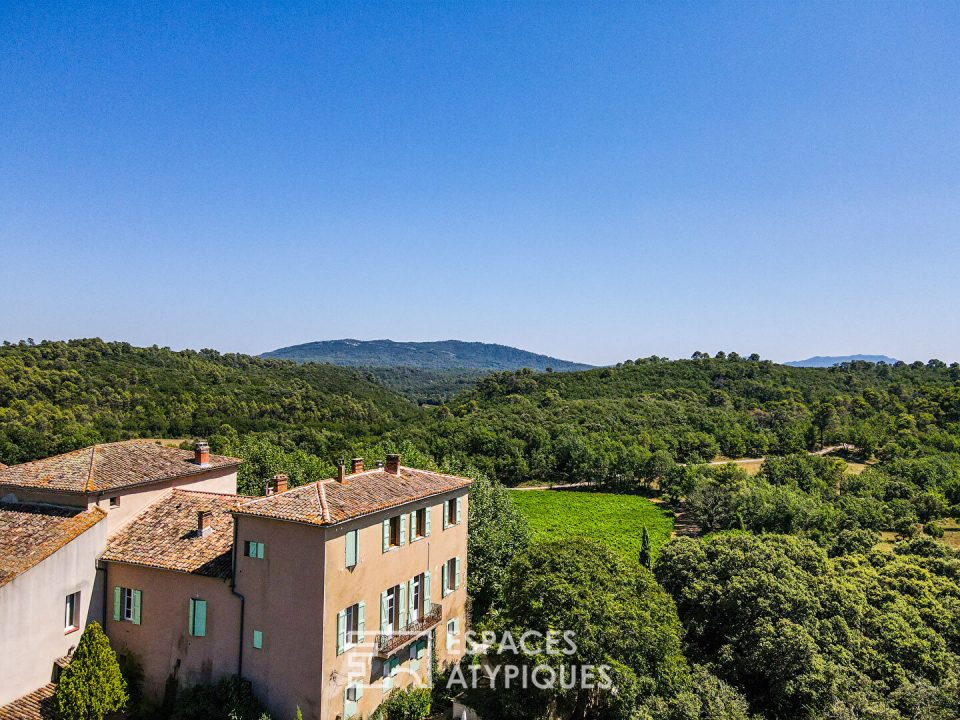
<box><xmin>385</xmin><ymin>454</ymin><xmax>400</xmax><ymax>475</ymax></box>
<box><xmin>350</xmin><ymin>457</ymin><xmax>364</xmax><ymax>474</ymax></box>
<box><xmin>337</xmin><ymin>459</ymin><xmax>346</xmax><ymax>484</ymax></box>
<box><xmin>194</xmin><ymin>441</ymin><xmax>210</xmax><ymax>466</ymax></box>
<box><xmin>197</xmin><ymin>510</ymin><xmax>213</xmax><ymax>537</ymax></box>
<box><xmin>267</xmin><ymin>473</ymin><xmax>289</xmax><ymax>495</ymax></box>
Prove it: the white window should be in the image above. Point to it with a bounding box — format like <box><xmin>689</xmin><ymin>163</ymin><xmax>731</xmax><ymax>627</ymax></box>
<box><xmin>113</xmin><ymin>586</ymin><xmax>141</xmax><ymax>624</ymax></box>
<box><xmin>447</xmin><ymin>618</ymin><xmax>459</xmax><ymax>652</ymax></box>
<box><xmin>64</xmin><ymin>591</ymin><xmax>80</xmax><ymax>632</ymax></box>
<box><xmin>442</xmin><ymin>557</ymin><xmax>460</xmax><ymax>596</ymax></box>
<box><xmin>385</xmin><ymin>585</ymin><xmax>399</xmax><ymax>631</ymax></box>
<box><xmin>122</xmin><ymin>588</ymin><xmax>134</xmax><ymax>621</ymax></box>
<box><xmin>410</xmin><ymin>574</ymin><xmax>422</xmax><ymax>622</ymax></box>
<box><xmin>345</xmin><ymin>603</ymin><xmax>360</xmax><ymax>647</ymax></box>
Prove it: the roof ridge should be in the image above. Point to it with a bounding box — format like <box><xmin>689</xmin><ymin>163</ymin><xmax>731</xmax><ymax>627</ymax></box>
<box><xmin>173</xmin><ymin>488</ymin><xmax>250</xmax><ymax>499</ymax></box>
<box><xmin>85</xmin><ymin>446</ymin><xmax>98</xmax><ymax>492</ymax></box>
<box><xmin>317</xmin><ymin>481</ymin><xmax>331</xmax><ymax>523</ymax></box>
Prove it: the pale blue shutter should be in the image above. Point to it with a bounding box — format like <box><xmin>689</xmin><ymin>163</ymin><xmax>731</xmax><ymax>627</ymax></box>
<box><xmin>190</xmin><ymin>599</ymin><xmax>207</xmax><ymax>637</ymax></box>
<box><xmin>357</xmin><ymin>602</ymin><xmax>365</xmax><ymax>643</ymax></box>
<box><xmin>398</xmin><ymin>582</ymin><xmax>407</xmax><ymax>629</ymax></box>
<box><xmin>382</xmin><ymin>520</ymin><xmax>390</xmax><ymax>552</ymax></box>
<box><xmin>345</xmin><ymin>530</ymin><xmax>357</xmax><ymax>568</ymax></box>
<box><xmin>132</xmin><ymin>590</ymin><xmax>142</xmax><ymax>625</ymax></box>
<box><xmin>113</xmin><ymin>587</ymin><xmax>121</xmax><ymax>621</ymax></box>
<box><xmin>256</xmin><ymin>542</ymin><xmax>264</xmax><ymax>559</ymax></box>
<box><xmin>425</xmin><ymin>506</ymin><xmax>432</xmax><ymax>536</ymax></box>
<box><xmin>456</xmin><ymin>497</ymin><xmax>462</xmax><ymax>524</ymax></box>
<box><xmin>252</xmin><ymin>629</ymin><xmax>263</xmax><ymax>649</ymax></box>
<box><xmin>336</xmin><ymin>609</ymin><xmax>346</xmax><ymax>655</ymax></box>
<box><xmin>423</xmin><ymin>572</ymin><xmax>431</xmax><ymax>613</ymax></box>
<box><xmin>407</xmin><ymin>578</ymin><xmax>415</xmax><ymax>620</ymax></box>
<box><xmin>454</xmin><ymin>557</ymin><xmax>461</xmax><ymax>590</ymax></box>
<box><xmin>380</xmin><ymin>590</ymin><xmax>388</xmax><ymax>630</ymax></box>
<box><xmin>409</xmin><ymin>511</ymin><xmax>417</xmax><ymax>539</ymax></box>
<box><xmin>443</xmin><ymin>501</ymin><xmax>449</xmax><ymax>529</ymax></box>
<box><xmin>442</xmin><ymin>562</ymin><xmax>448</xmax><ymax>597</ymax></box>
<box><xmin>399</xmin><ymin>514</ymin><xmax>407</xmax><ymax>545</ymax></box>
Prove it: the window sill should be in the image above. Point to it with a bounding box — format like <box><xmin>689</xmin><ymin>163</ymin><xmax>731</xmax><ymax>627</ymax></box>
<box><xmin>64</xmin><ymin>626</ymin><xmax>79</xmax><ymax>635</ymax></box>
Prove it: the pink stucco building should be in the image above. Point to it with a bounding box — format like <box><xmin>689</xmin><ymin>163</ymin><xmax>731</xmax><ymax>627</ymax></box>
<box><xmin>0</xmin><ymin>444</ymin><xmax>471</xmax><ymax>720</ymax></box>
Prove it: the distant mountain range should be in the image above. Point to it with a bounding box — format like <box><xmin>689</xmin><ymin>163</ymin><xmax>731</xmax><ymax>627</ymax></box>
<box><xmin>260</xmin><ymin>339</ymin><xmax>594</xmax><ymax>372</ymax></box>
<box><xmin>785</xmin><ymin>354</ymin><xmax>900</xmax><ymax>368</ymax></box>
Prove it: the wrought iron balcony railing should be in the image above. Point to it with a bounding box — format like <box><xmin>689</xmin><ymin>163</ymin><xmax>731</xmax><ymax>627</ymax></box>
<box><xmin>375</xmin><ymin>605</ymin><xmax>442</xmax><ymax>656</ymax></box>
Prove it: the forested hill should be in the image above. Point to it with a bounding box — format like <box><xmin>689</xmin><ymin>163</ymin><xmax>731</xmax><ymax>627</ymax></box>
<box><xmin>260</xmin><ymin>338</ymin><xmax>593</xmax><ymax>372</ymax></box>
<box><xmin>0</xmin><ymin>339</ymin><xmax>418</xmax><ymax>466</ymax></box>
<box><xmin>418</xmin><ymin>355</ymin><xmax>960</xmax><ymax>485</ymax></box>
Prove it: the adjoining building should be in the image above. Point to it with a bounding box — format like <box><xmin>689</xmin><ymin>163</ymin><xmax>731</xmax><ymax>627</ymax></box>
<box><xmin>0</xmin><ymin>444</ymin><xmax>471</xmax><ymax>720</ymax></box>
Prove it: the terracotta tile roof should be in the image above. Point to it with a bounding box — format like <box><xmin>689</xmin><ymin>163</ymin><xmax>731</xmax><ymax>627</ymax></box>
<box><xmin>236</xmin><ymin>466</ymin><xmax>472</xmax><ymax>526</ymax></box>
<box><xmin>100</xmin><ymin>489</ymin><xmax>247</xmax><ymax>579</ymax></box>
<box><xmin>0</xmin><ymin>503</ymin><xmax>106</xmax><ymax>588</ymax></box>
<box><xmin>0</xmin><ymin>683</ymin><xmax>55</xmax><ymax>720</ymax></box>
<box><xmin>0</xmin><ymin>441</ymin><xmax>240</xmax><ymax>495</ymax></box>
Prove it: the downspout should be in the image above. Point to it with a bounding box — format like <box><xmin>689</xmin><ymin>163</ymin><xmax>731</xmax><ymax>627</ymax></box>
<box><xmin>230</xmin><ymin>515</ymin><xmax>246</xmax><ymax>677</ymax></box>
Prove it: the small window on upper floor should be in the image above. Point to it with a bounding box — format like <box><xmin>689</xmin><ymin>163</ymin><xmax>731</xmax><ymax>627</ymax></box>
<box><xmin>444</xmin><ymin>497</ymin><xmax>462</xmax><ymax>528</ymax></box>
<box><xmin>109</xmin><ymin>496</ymin><xmax>120</xmax><ymax>508</ymax></box>
<box><xmin>244</xmin><ymin>541</ymin><xmax>265</xmax><ymax>559</ymax></box>
<box><xmin>413</xmin><ymin>507</ymin><xmax>427</xmax><ymax>540</ymax></box>
<box><xmin>389</xmin><ymin>516</ymin><xmax>401</xmax><ymax>547</ymax></box>
<box><xmin>64</xmin><ymin>591</ymin><xmax>80</xmax><ymax>633</ymax></box>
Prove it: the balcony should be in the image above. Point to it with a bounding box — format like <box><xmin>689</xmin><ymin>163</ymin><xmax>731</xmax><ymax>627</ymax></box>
<box><xmin>376</xmin><ymin>605</ymin><xmax>442</xmax><ymax>656</ymax></box>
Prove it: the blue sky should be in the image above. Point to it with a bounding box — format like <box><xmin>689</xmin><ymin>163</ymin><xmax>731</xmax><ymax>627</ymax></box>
<box><xmin>1</xmin><ymin>2</ymin><xmax>958</xmax><ymax>365</ymax></box>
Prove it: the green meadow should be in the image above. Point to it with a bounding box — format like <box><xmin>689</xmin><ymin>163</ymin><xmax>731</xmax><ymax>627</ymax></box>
<box><xmin>509</xmin><ymin>490</ymin><xmax>674</xmax><ymax>562</ymax></box>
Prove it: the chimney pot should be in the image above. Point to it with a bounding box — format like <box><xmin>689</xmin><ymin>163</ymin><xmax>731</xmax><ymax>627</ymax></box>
<box><xmin>194</xmin><ymin>441</ymin><xmax>210</xmax><ymax>466</ymax></box>
<box><xmin>197</xmin><ymin>509</ymin><xmax>213</xmax><ymax>536</ymax></box>
<box><xmin>337</xmin><ymin>459</ymin><xmax>346</xmax><ymax>484</ymax></box>
<box><xmin>267</xmin><ymin>473</ymin><xmax>289</xmax><ymax>495</ymax></box>
<box><xmin>350</xmin><ymin>457</ymin><xmax>364</xmax><ymax>474</ymax></box>
<box><xmin>385</xmin><ymin>454</ymin><xmax>400</xmax><ymax>475</ymax></box>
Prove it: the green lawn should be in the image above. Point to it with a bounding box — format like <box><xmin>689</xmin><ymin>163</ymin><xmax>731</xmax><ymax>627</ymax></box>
<box><xmin>509</xmin><ymin>490</ymin><xmax>674</xmax><ymax>562</ymax></box>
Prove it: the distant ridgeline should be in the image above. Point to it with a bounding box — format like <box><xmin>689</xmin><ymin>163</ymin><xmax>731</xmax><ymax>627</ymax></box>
<box><xmin>785</xmin><ymin>354</ymin><xmax>900</xmax><ymax>368</ymax></box>
<box><xmin>260</xmin><ymin>339</ymin><xmax>593</xmax><ymax>372</ymax></box>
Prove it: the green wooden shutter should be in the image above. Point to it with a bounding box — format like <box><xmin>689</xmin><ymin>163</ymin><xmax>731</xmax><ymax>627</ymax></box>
<box><xmin>113</xmin><ymin>587</ymin><xmax>121</xmax><ymax>621</ymax></box>
<box><xmin>454</xmin><ymin>557</ymin><xmax>461</xmax><ymax>590</ymax></box>
<box><xmin>336</xmin><ymin>609</ymin><xmax>346</xmax><ymax>655</ymax></box>
<box><xmin>256</xmin><ymin>542</ymin><xmax>264</xmax><ymax>559</ymax></box>
<box><xmin>380</xmin><ymin>590</ymin><xmax>388</xmax><ymax>630</ymax></box>
<box><xmin>132</xmin><ymin>590</ymin><xmax>142</xmax><ymax>625</ymax></box>
<box><xmin>398</xmin><ymin>582</ymin><xmax>407</xmax><ymax>629</ymax></box>
<box><xmin>190</xmin><ymin>599</ymin><xmax>206</xmax><ymax>637</ymax></box>
<box><xmin>399</xmin><ymin>513</ymin><xmax>407</xmax><ymax>545</ymax></box>
<box><xmin>357</xmin><ymin>602</ymin><xmax>365</xmax><ymax>643</ymax></box>
<box><xmin>409</xmin><ymin>511</ymin><xmax>417</xmax><ymax>539</ymax></box>
<box><xmin>456</xmin><ymin>497</ymin><xmax>462</xmax><ymax>524</ymax></box>
<box><xmin>443</xmin><ymin>501</ymin><xmax>449</xmax><ymax>529</ymax></box>
<box><xmin>423</xmin><ymin>572</ymin><xmax>431</xmax><ymax>613</ymax></box>
<box><xmin>252</xmin><ymin>629</ymin><xmax>262</xmax><ymax>649</ymax></box>
<box><xmin>441</xmin><ymin>562</ymin><xmax>448</xmax><ymax>597</ymax></box>
<box><xmin>382</xmin><ymin>519</ymin><xmax>390</xmax><ymax>552</ymax></box>
<box><xmin>188</xmin><ymin>598</ymin><xmax>194</xmax><ymax>634</ymax></box>
<box><xmin>345</xmin><ymin>530</ymin><xmax>357</xmax><ymax>568</ymax></box>
<box><xmin>407</xmin><ymin>578</ymin><xmax>415</xmax><ymax>620</ymax></box>
<box><xmin>425</xmin><ymin>506</ymin><xmax>432</xmax><ymax>536</ymax></box>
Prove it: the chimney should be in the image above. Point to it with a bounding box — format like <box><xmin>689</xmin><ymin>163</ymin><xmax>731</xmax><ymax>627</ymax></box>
<box><xmin>197</xmin><ymin>509</ymin><xmax>213</xmax><ymax>537</ymax></box>
<box><xmin>350</xmin><ymin>457</ymin><xmax>364</xmax><ymax>474</ymax></box>
<box><xmin>385</xmin><ymin>454</ymin><xmax>400</xmax><ymax>475</ymax></box>
<box><xmin>267</xmin><ymin>473</ymin><xmax>289</xmax><ymax>495</ymax></box>
<box><xmin>194</xmin><ymin>441</ymin><xmax>210</xmax><ymax>466</ymax></box>
<box><xmin>337</xmin><ymin>459</ymin><xmax>346</xmax><ymax>484</ymax></box>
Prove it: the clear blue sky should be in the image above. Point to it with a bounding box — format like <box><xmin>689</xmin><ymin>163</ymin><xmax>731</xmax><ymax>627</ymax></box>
<box><xmin>2</xmin><ymin>2</ymin><xmax>958</xmax><ymax>365</ymax></box>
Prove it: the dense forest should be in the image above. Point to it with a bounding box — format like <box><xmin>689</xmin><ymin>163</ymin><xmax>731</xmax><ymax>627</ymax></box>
<box><xmin>3</xmin><ymin>339</ymin><xmax>960</xmax><ymax>719</ymax></box>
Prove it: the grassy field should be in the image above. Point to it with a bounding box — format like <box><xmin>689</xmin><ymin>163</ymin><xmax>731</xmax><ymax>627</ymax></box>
<box><xmin>509</xmin><ymin>489</ymin><xmax>674</xmax><ymax>563</ymax></box>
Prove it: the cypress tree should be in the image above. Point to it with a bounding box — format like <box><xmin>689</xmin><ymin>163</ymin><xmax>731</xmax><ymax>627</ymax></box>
<box><xmin>639</xmin><ymin>525</ymin><xmax>652</xmax><ymax>570</ymax></box>
<box><xmin>53</xmin><ymin>621</ymin><xmax>128</xmax><ymax>720</ymax></box>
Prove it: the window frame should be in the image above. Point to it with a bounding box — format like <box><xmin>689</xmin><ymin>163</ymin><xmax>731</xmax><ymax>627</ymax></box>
<box><xmin>64</xmin><ymin>591</ymin><xmax>80</xmax><ymax>633</ymax></box>
<box><xmin>344</xmin><ymin>603</ymin><xmax>360</xmax><ymax>648</ymax></box>
<box><xmin>244</xmin><ymin>540</ymin><xmax>265</xmax><ymax>559</ymax></box>
<box><xmin>109</xmin><ymin>496</ymin><xmax>120</xmax><ymax>508</ymax></box>
<box><xmin>122</xmin><ymin>587</ymin><xmax>134</xmax><ymax>621</ymax></box>
<box><xmin>389</xmin><ymin>516</ymin><xmax>401</xmax><ymax>548</ymax></box>
<box><xmin>413</xmin><ymin>508</ymin><xmax>427</xmax><ymax>539</ymax></box>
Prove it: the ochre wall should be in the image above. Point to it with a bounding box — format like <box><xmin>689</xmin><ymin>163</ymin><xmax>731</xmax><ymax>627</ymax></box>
<box><xmin>104</xmin><ymin>564</ymin><xmax>241</xmax><ymax>698</ymax></box>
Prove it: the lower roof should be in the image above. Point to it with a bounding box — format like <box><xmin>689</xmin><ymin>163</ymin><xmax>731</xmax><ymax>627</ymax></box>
<box><xmin>0</xmin><ymin>683</ymin><xmax>55</xmax><ymax>720</ymax></box>
<box><xmin>0</xmin><ymin>503</ymin><xmax>106</xmax><ymax>588</ymax></box>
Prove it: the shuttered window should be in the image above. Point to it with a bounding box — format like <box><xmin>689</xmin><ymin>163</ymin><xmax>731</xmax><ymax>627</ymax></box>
<box><xmin>345</xmin><ymin>529</ymin><xmax>359</xmax><ymax>568</ymax></box>
<box><xmin>114</xmin><ymin>586</ymin><xmax>141</xmax><ymax>625</ymax></box>
<box><xmin>189</xmin><ymin>599</ymin><xmax>207</xmax><ymax>637</ymax></box>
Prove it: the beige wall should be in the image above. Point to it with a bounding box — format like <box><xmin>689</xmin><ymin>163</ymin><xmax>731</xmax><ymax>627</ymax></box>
<box><xmin>94</xmin><ymin>466</ymin><xmax>238</xmax><ymax>536</ymax></box>
<box><xmin>234</xmin><ymin>515</ymin><xmax>327</xmax><ymax>720</ymax></box>
<box><xmin>105</xmin><ymin>564</ymin><xmax>242</xmax><ymax>698</ymax></box>
<box><xmin>0</xmin><ymin>518</ymin><xmax>107</xmax><ymax>706</ymax></box>
<box><xmin>0</xmin><ymin>486</ymin><xmax>87</xmax><ymax>509</ymax></box>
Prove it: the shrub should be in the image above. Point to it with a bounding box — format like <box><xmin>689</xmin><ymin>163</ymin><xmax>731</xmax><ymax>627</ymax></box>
<box><xmin>169</xmin><ymin>676</ymin><xmax>265</xmax><ymax>720</ymax></box>
<box><xmin>374</xmin><ymin>687</ymin><xmax>431</xmax><ymax>720</ymax></box>
<box><xmin>924</xmin><ymin>521</ymin><xmax>945</xmax><ymax>538</ymax></box>
<box><xmin>53</xmin><ymin>622</ymin><xmax>128</xmax><ymax>720</ymax></box>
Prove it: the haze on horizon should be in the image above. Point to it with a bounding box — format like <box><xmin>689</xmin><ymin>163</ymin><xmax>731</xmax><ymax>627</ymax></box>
<box><xmin>1</xmin><ymin>3</ymin><xmax>958</xmax><ymax>367</ymax></box>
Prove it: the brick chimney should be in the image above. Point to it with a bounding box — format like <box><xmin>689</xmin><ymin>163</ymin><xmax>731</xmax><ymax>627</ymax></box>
<box><xmin>336</xmin><ymin>459</ymin><xmax>346</xmax><ymax>484</ymax></box>
<box><xmin>267</xmin><ymin>473</ymin><xmax>289</xmax><ymax>495</ymax></box>
<box><xmin>385</xmin><ymin>454</ymin><xmax>400</xmax><ymax>475</ymax></box>
<box><xmin>350</xmin><ymin>457</ymin><xmax>364</xmax><ymax>474</ymax></box>
<box><xmin>194</xmin><ymin>441</ymin><xmax>210</xmax><ymax>466</ymax></box>
<box><xmin>197</xmin><ymin>510</ymin><xmax>213</xmax><ymax>537</ymax></box>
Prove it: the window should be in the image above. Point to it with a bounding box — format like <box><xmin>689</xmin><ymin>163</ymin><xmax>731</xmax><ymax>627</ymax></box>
<box><xmin>344</xmin><ymin>683</ymin><xmax>363</xmax><ymax>717</ymax></box>
<box><xmin>109</xmin><ymin>496</ymin><xmax>120</xmax><ymax>508</ymax></box>
<box><xmin>244</xmin><ymin>541</ymin><xmax>265</xmax><ymax>559</ymax></box>
<box><xmin>382</xmin><ymin>514</ymin><xmax>407</xmax><ymax>552</ymax></box>
<box><xmin>337</xmin><ymin>602</ymin><xmax>365</xmax><ymax>654</ymax></box>
<box><xmin>447</xmin><ymin>618</ymin><xmax>459</xmax><ymax>652</ymax></box>
<box><xmin>188</xmin><ymin>598</ymin><xmax>207</xmax><ymax>637</ymax></box>
<box><xmin>442</xmin><ymin>557</ymin><xmax>460</xmax><ymax>597</ymax></box>
<box><xmin>345</xmin><ymin>529</ymin><xmax>359</xmax><ymax>568</ymax></box>
<box><xmin>443</xmin><ymin>497</ymin><xmax>462</xmax><ymax>528</ymax></box>
<box><xmin>408</xmin><ymin>572</ymin><xmax>427</xmax><ymax>622</ymax></box>
<box><xmin>411</xmin><ymin>507</ymin><xmax>427</xmax><ymax>540</ymax></box>
<box><xmin>252</xmin><ymin>629</ymin><xmax>263</xmax><ymax>649</ymax></box>
<box><xmin>113</xmin><ymin>586</ymin><xmax>141</xmax><ymax>625</ymax></box>
<box><xmin>64</xmin><ymin>591</ymin><xmax>80</xmax><ymax>633</ymax></box>
<box><xmin>381</xmin><ymin>584</ymin><xmax>402</xmax><ymax>633</ymax></box>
